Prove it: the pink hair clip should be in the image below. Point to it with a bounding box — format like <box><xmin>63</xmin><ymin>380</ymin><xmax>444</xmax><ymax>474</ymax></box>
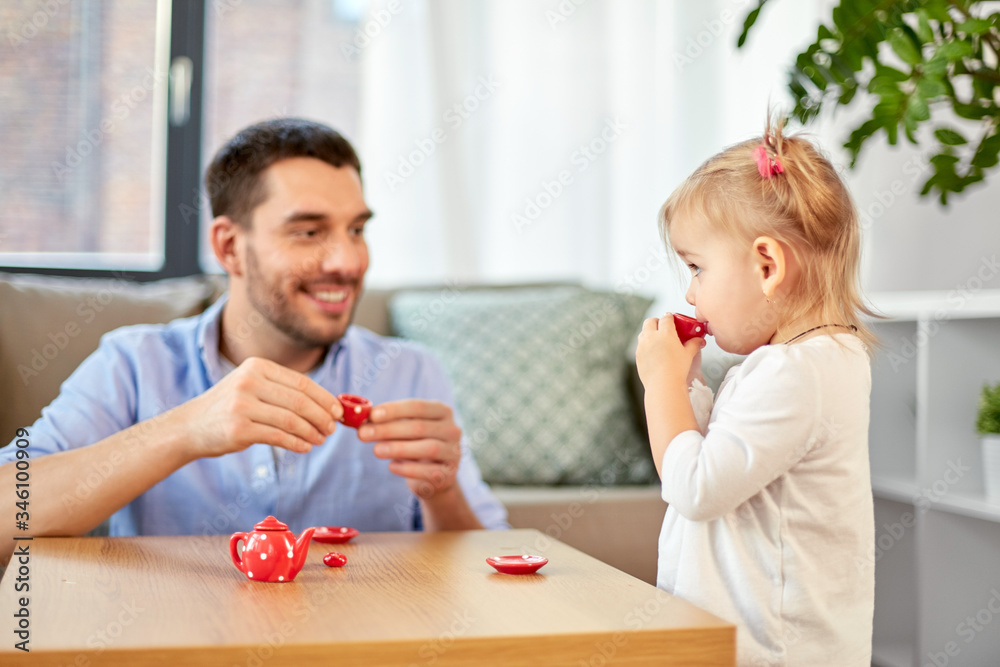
<box><xmin>752</xmin><ymin>145</ymin><xmax>784</xmax><ymax>178</ymax></box>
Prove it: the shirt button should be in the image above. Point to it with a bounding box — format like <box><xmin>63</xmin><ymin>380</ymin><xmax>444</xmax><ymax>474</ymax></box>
<box><xmin>255</xmin><ymin>465</ymin><xmax>269</xmax><ymax>479</ymax></box>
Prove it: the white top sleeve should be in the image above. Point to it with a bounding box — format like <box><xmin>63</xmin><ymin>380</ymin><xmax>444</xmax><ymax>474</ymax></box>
<box><xmin>661</xmin><ymin>347</ymin><xmax>821</xmax><ymax>521</ymax></box>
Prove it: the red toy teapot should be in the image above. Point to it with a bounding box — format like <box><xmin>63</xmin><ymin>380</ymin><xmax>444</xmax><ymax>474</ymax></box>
<box><xmin>230</xmin><ymin>516</ymin><xmax>316</xmax><ymax>583</ymax></box>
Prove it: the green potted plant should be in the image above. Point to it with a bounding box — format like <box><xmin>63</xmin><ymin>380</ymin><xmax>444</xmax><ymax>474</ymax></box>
<box><xmin>977</xmin><ymin>381</ymin><xmax>1000</xmax><ymax>498</ymax></box>
<box><xmin>739</xmin><ymin>0</ymin><xmax>1000</xmax><ymax>205</ymax></box>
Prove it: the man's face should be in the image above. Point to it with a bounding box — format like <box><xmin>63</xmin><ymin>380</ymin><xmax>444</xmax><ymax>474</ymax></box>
<box><xmin>239</xmin><ymin>157</ymin><xmax>372</xmax><ymax>349</ymax></box>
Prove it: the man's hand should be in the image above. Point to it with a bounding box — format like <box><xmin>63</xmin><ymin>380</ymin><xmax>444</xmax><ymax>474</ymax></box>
<box><xmin>171</xmin><ymin>357</ymin><xmax>343</xmax><ymax>459</ymax></box>
<box><xmin>0</xmin><ymin>355</ymin><xmax>344</xmax><ymax>553</ymax></box>
<box><xmin>357</xmin><ymin>399</ymin><xmax>462</xmax><ymax>500</ymax></box>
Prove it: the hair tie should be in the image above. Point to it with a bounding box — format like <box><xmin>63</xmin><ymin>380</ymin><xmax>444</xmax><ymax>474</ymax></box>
<box><xmin>752</xmin><ymin>144</ymin><xmax>784</xmax><ymax>178</ymax></box>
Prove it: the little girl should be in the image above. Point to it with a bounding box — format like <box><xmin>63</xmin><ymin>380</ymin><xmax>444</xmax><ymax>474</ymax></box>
<box><xmin>636</xmin><ymin>117</ymin><xmax>880</xmax><ymax>667</ymax></box>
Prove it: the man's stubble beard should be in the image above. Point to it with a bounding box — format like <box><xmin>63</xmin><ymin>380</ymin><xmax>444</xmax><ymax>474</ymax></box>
<box><xmin>244</xmin><ymin>241</ymin><xmax>359</xmax><ymax>349</ymax></box>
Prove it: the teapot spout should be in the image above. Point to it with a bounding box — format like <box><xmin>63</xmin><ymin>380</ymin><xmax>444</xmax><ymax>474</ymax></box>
<box><xmin>290</xmin><ymin>527</ymin><xmax>317</xmax><ymax>577</ymax></box>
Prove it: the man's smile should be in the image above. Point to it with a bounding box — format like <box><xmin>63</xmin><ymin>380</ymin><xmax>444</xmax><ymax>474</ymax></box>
<box><xmin>310</xmin><ymin>289</ymin><xmax>349</xmax><ymax>303</ymax></box>
<box><xmin>302</xmin><ymin>284</ymin><xmax>355</xmax><ymax>315</ymax></box>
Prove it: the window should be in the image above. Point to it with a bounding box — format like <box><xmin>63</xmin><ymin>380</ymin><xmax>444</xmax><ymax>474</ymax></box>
<box><xmin>200</xmin><ymin>0</ymin><xmax>364</xmax><ymax>271</ymax></box>
<box><xmin>0</xmin><ymin>0</ymin><xmax>169</xmax><ymax>271</ymax></box>
<box><xmin>0</xmin><ymin>0</ymin><xmax>366</xmax><ymax>279</ymax></box>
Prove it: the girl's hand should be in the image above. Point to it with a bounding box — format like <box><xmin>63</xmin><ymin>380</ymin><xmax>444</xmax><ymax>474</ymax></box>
<box><xmin>687</xmin><ymin>346</ymin><xmax>706</xmax><ymax>388</ymax></box>
<box><xmin>636</xmin><ymin>314</ymin><xmax>707</xmax><ymax>389</ymax></box>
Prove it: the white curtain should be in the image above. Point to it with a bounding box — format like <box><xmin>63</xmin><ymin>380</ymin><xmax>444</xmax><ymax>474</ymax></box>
<box><xmin>356</xmin><ymin>0</ymin><xmax>831</xmax><ymax>313</ymax></box>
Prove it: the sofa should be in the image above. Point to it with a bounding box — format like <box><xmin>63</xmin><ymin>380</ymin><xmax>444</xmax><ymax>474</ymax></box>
<box><xmin>0</xmin><ymin>271</ymin><xmax>738</xmax><ymax>585</ymax></box>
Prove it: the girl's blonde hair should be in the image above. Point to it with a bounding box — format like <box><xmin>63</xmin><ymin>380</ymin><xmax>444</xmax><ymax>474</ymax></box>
<box><xmin>659</xmin><ymin>115</ymin><xmax>883</xmax><ymax>354</ymax></box>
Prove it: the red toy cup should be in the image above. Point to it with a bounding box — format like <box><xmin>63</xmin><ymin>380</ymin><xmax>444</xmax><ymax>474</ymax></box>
<box><xmin>672</xmin><ymin>313</ymin><xmax>708</xmax><ymax>344</ymax></box>
<box><xmin>337</xmin><ymin>393</ymin><xmax>372</xmax><ymax>428</ymax></box>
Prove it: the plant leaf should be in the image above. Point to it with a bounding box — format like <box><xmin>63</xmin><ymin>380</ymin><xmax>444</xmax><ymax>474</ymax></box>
<box><xmin>952</xmin><ymin>100</ymin><xmax>992</xmax><ymax>120</ymax></box>
<box><xmin>972</xmin><ymin>76</ymin><xmax>996</xmax><ymax>105</ymax></box>
<box><xmin>873</xmin><ymin>64</ymin><xmax>911</xmax><ymax>82</ymax></box>
<box><xmin>916</xmin><ymin>9</ymin><xmax>934</xmax><ymax>43</ymax></box>
<box><xmin>923</xmin><ymin>56</ymin><xmax>949</xmax><ymax>77</ymax></box>
<box><xmin>844</xmin><ymin>118</ymin><xmax>881</xmax><ymax>164</ymax></box>
<box><xmin>971</xmin><ymin>133</ymin><xmax>1000</xmax><ymax>169</ymax></box>
<box><xmin>923</xmin><ymin>0</ymin><xmax>953</xmax><ymax>24</ymax></box>
<box><xmin>977</xmin><ymin>382</ymin><xmax>1000</xmax><ymax>435</ymax></box>
<box><xmin>737</xmin><ymin>1</ymin><xmax>768</xmax><ymax>48</ymax></box>
<box><xmin>817</xmin><ymin>23</ymin><xmax>836</xmax><ymax>42</ymax></box>
<box><xmin>838</xmin><ymin>82</ymin><xmax>859</xmax><ymax>105</ymax></box>
<box><xmin>930</xmin><ymin>153</ymin><xmax>960</xmax><ymax>167</ymax></box>
<box><xmin>905</xmin><ymin>93</ymin><xmax>931</xmax><ymax>122</ymax></box>
<box><xmin>904</xmin><ymin>114</ymin><xmax>919</xmax><ymax>143</ymax></box>
<box><xmin>933</xmin><ymin>40</ymin><xmax>974</xmax><ymax>62</ymax></box>
<box><xmin>916</xmin><ymin>75</ymin><xmax>948</xmax><ymax>99</ymax></box>
<box><xmin>934</xmin><ymin>128</ymin><xmax>968</xmax><ymax>145</ymax></box>
<box><xmin>888</xmin><ymin>27</ymin><xmax>923</xmax><ymax>65</ymax></box>
<box><xmin>957</xmin><ymin>18</ymin><xmax>992</xmax><ymax>33</ymax></box>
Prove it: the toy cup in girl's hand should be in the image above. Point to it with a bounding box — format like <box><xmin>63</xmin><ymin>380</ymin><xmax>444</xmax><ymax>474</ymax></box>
<box><xmin>337</xmin><ymin>393</ymin><xmax>372</xmax><ymax>428</ymax></box>
<box><xmin>672</xmin><ymin>314</ymin><xmax>708</xmax><ymax>344</ymax></box>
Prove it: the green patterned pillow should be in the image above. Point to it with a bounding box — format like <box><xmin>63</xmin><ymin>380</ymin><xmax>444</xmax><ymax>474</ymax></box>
<box><xmin>389</xmin><ymin>286</ymin><xmax>656</xmax><ymax>485</ymax></box>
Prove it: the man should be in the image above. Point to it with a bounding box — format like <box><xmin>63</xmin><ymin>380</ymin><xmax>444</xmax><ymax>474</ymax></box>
<box><xmin>0</xmin><ymin>118</ymin><xmax>507</xmax><ymax>563</ymax></box>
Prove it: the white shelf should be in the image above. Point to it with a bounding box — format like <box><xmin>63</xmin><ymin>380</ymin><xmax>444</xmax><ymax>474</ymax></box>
<box><xmin>872</xmin><ymin>474</ymin><xmax>1000</xmax><ymax>524</ymax></box>
<box><xmin>866</xmin><ymin>253</ymin><xmax>1000</xmax><ymax>658</ymax></box>
<box><xmin>871</xmin><ymin>474</ymin><xmax>917</xmax><ymax>505</ymax></box>
<box><xmin>869</xmin><ymin>289</ymin><xmax>1000</xmax><ymax>321</ymax></box>
<box><xmin>930</xmin><ymin>490</ymin><xmax>1000</xmax><ymax>524</ymax></box>
<box><xmin>871</xmin><ymin>639</ymin><xmax>914</xmax><ymax>667</ymax></box>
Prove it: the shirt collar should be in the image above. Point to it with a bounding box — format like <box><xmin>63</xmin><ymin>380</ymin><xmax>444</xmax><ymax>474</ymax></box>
<box><xmin>197</xmin><ymin>293</ymin><xmax>347</xmax><ymax>386</ymax></box>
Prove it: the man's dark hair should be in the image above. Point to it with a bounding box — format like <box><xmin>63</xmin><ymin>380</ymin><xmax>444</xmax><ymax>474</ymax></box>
<box><xmin>205</xmin><ymin>118</ymin><xmax>362</xmax><ymax>227</ymax></box>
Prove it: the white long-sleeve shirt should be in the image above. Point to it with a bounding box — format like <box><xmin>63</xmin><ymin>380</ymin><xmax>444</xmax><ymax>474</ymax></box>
<box><xmin>657</xmin><ymin>333</ymin><xmax>874</xmax><ymax>667</ymax></box>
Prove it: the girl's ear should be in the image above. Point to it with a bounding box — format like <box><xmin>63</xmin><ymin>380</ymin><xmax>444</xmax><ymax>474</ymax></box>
<box><xmin>210</xmin><ymin>216</ymin><xmax>245</xmax><ymax>277</ymax></box>
<box><xmin>751</xmin><ymin>236</ymin><xmax>786</xmax><ymax>299</ymax></box>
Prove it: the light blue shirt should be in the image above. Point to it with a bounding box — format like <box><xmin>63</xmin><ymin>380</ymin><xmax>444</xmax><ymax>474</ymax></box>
<box><xmin>2</xmin><ymin>296</ymin><xmax>508</xmax><ymax>535</ymax></box>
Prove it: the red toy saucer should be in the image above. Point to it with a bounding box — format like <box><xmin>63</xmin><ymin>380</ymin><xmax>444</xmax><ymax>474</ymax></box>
<box><xmin>672</xmin><ymin>313</ymin><xmax>708</xmax><ymax>344</ymax></box>
<box><xmin>337</xmin><ymin>394</ymin><xmax>372</xmax><ymax>428</ymax></box>
<box><xmin>486</xmin><ymin>555</ymin><xmax>548</xmax><ymax>575</ymax></box>
<box><xmin>313</xmin><ymin>526</ymin><xmax>360</xmax><ymax>544</ymax></box>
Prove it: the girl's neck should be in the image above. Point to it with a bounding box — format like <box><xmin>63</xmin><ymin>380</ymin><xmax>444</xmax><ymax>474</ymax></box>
<box><xmin>770</xmin><ymin>307</ymin><xmax>848</xmax><ymax>345</ymax></box>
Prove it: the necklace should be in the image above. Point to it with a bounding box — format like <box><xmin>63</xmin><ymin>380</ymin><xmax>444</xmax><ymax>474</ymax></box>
<box><xmin>781</xmin><ymin>324</ymin><xmax>858</xmax><ymax>345</ymax></box>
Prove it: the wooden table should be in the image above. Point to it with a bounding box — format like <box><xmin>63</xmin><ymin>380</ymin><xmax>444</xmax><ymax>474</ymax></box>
<box><xmin>0</xmin><ymin>529</ymin><xmax>735</xmax><ymax>666</ymax></box>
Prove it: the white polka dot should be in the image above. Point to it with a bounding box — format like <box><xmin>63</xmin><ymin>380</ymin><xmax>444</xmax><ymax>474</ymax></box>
<box><xmin>261</xmin><ymin>553</ymin><xmax>267</xmax><ymax>560</ymax></box>
<box><xmin>261</xmin><ymin>534</ymin><xmax>267</xmax><ymax>540</ymax></box>
<box><xmin>287</xmin><ymin>551</ymin><xmax>294</xmax><ymax>558</ymax></box>
<box><xmin>248</xmin><ymin>572</ymin><xmax>254</xmax><ymax>578</ymax></box>
<box><xmin>278</xmin><ymin>576</ymin><xmax>284</xmax><ymax>581</ymax></box>
<box><xmin>354</xmin><ymin>406</ymin><xmax>362</xmax><ymax>413</ymax></box>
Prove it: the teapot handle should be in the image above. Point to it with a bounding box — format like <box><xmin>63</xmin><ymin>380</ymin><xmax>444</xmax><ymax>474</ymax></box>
<box><xmin>230</xmin><ymin>532</ymin><xmax>247</xmax><ymax>571</ymax></box>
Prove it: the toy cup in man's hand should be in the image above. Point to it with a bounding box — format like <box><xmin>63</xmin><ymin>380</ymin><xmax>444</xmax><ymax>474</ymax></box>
<box><xmin>672</xmin><ymin>314</ymin><xmax>708</xmax><ymax>344</ymax></box>
<box><xmin>337</xmin><ymin>394</ymin><xmax>372</xmax><ymax>428</ymax></box>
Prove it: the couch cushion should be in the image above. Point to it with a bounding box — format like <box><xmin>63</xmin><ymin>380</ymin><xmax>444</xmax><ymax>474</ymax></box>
<box><xmin>0</xmin><ymin>272</ymin><xmax>223</xmax><ymax>441</ymax></box>
<box><xmin>390</xmin><ymin>286</ymin><xmax>656</xmax><ymax>485</ymax></box>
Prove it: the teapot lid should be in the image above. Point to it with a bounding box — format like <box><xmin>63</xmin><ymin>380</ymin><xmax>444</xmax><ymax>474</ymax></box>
<box><xmin>253</xmin><ymin>516</ymin><xmax>289</xmax><ymax>531</ymax></box>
